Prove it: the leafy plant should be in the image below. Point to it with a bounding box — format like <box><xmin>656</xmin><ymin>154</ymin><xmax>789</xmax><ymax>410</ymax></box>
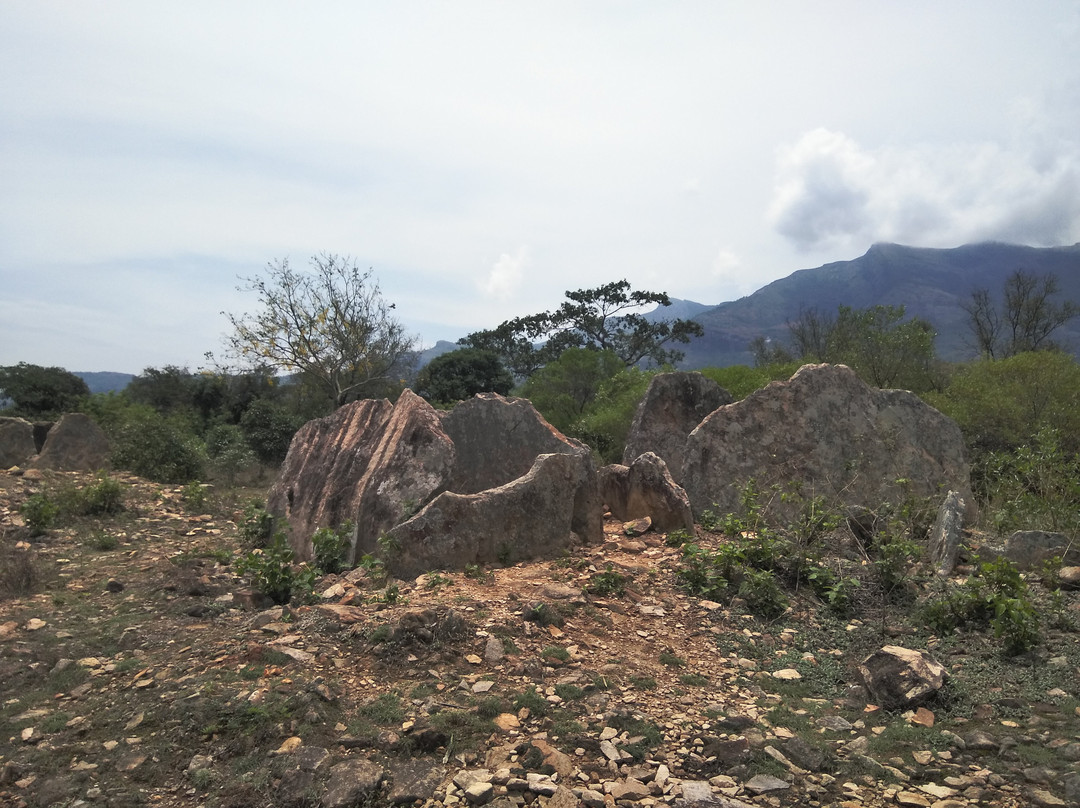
<box><xmin>20</xmin><ymin>493</ymin><xmax>58</xmax><ymax>536</ymax></box>
<box><xmin>921</xmin><ymin>556</ymin><xmax>1041</xmax><ymax>656</ymax></box>
<box><xmin>739</xmin><ymin>568</ymin><xmax>789</xmax><ymax>619</ymax></box>
<box><xmin>180</xmin><ymin>481</ymin><xmax>207</xmax><ymax>512</ymax></box>
<box><xmin>238</xmin><ymin>499</ymin><xmax>275</xmax><ymax>549</ymax></box>
<box><xmin>310</xmin><ymin>521</ymin><xmax>352</xmax><ymax>575</ymax></box>
<box><xmin>586</xmin><ymin>564</ymin><xmax>628</xmax><ymax>597</ymax></box>
<box><xmin>236</xmin><ymin>533</ymin><xmax>315</xmax><ymax>605</ymax></box>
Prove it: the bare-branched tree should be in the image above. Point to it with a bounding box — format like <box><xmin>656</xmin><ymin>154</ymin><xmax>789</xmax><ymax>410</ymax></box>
<box><xmin>223</xmin><ymin>254</ymin><xmax>418</xmax><ymax>408</ymax></box>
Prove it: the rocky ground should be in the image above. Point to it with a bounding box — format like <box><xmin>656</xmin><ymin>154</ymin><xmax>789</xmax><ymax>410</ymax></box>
<box><xmin>1</xmin><ymin>470</ymin><xmax>1079</xmax><ymax>808</ymax></box>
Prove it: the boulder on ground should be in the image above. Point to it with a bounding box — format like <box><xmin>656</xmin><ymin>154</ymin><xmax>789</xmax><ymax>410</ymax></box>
<box><xmin>385</xmin><ymin>452</ymin><xmax>602</xmax><ymax>579</ymax></box>
<box><xmin>622</xmin><ymin>371</ymin><xmax>732</xmax><ymax>479</ymax></box>
<box><xmin>0</xmin><ymin>417</ymin><xmax>36</xmax><ymax>468</ymax></box>
<box><xmin>681</xmin><ymin>364</ymin><xmax>976</xmax><ymax>523</ymax></box>
<box><xmin>599</xmin><ymin>452</ymin><xmax>694</xmax><ymax>533</ymax></box>
<box><xmin>1003</xmin><ymin>530</ymin><xmax>1079</xmax><ymax>569</ymax></box>
<box><xmin>267</xmin><ymin>391</ymin><xmax>455</xmax><ymax>564</ymax></box>
<box><xmin>858</xmin><ymin>645</ymin><xmax>947</xmax><ymax>709</ymax></box>
<box><xmin>30</xmin><ymin>413</ymin><xmax>110</xmax><ymax>471</ymax></box>
<box><xmin>268</xmin><ymin>392</ymin><xmax>601</xmax><ymax>574</ymax></box>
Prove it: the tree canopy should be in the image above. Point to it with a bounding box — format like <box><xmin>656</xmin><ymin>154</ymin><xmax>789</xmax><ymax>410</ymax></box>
<box><xmin>460</xmin><ymin>280</ymin><xmax>703</xmax><ymax>379</ymax></box>
<box><xmin>0</xmin><ymin>362</ymin><xmax>90</xmax><ymax>416</ymax></box>
<box><xmin>413</xmin><ymin>348</ymin><xmax>513</xmax><ymax>405</ymax></box>
<box><xmin>222</xmin><ymin>254</ymin><xmax>418</xmax><ymax>407</ymax></box>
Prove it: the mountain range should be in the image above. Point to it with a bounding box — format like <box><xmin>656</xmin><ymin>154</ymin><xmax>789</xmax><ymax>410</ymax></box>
<box><xmin>675</xmin><ymin>241</ymin><xmax>1080</xmax><ymax>368</ymax></box>
<box><xmin>77</xmin><ymin>242</ymin><xmax>1080</xmax><ymax>391</ymax></box>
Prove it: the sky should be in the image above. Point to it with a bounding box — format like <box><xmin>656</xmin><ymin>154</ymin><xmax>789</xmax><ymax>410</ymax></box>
<box><xmin>2</xmin><ymin>2</ymin><xmax>1079</xmax><ymax>374</ymax></box>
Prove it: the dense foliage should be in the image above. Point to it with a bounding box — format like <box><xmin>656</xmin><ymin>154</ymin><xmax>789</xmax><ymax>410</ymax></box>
<box><xmin>413</xmin><ymin>348</ymin><xmax>513</xmax><ymax>405</ymax></box>
<box><xmin>0</xmin><ymin>363</ymin><xmax>90</xmax><ymax>417</ymax></box>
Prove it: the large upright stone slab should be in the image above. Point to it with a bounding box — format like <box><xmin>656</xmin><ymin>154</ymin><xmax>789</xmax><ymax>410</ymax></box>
<box><xmin>267</xmin><ymin>391</ymin><xmax>455</xmax><ymax>563</ymax></box>
<box><xmin>30</xmin><ymin>413</ymin><xmax>110</xmax><ymax>471</ymax></box>
<box><xmin>386</xmin><ymin>451</ymin><xmax>602</xmax><ymax>579</ymax></box>
<box><xmin>0</xmin><ymin>417</ymin><xmax>36</xmax><ymax>468</ymax></box>
<box><xmin>438</xmin><ymin>393</ymin><xmax>588</xmax><ymax>494</ymax></box>
<box><xmin>681</xmin><ymin>364</ymin><xmax>975</xmax><ymax>522</ymax></box>
<box><xmin>268</xmin><ymin>391</ymin><xmax>604</xmax><ymax>574</ymax></box>
<box><xmin>622</xmin><ymin>372</ymin><xmax>732</xmax><ymax>480</ymax></box>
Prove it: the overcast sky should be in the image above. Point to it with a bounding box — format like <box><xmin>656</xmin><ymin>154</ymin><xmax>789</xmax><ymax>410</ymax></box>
<box><xmin>3</xmin><ymin>2</ymin><xmax>1079</xmax><ymax>374</ymax></box>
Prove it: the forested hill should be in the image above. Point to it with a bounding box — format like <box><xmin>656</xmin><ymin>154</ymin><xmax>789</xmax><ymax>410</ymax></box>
<box><xmin>678</xmin><ymin>242</ymin><xmax>1080</xmax><ymax>369</ymax></box>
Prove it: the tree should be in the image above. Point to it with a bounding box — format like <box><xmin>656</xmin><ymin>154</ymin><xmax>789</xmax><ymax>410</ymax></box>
<box><xmin>413</xmin><ymin>348</ymin><xmax>513</xmax><ymax>405</ymax></box>
<box><xmin>764</xmin><ymin>304</ymin><xmax>938</xmax><ymax>391</ymax></box>
<box><xmin>517</xmin><ymin>348</ymin><xmax>624</xmax><ymax>433</ymax></box>
<box><xmin>0</xmin><ymin>363</ymin><xmax>90</xmax><ymax>416</ymax></box>
<box><xmin>460</xmin><ymin>280</ymin><xmax>703</xmax><ymax>379</ymax></box>
<box><xmin>963</xmin><ymin>269</ymin><xmax>1079</xmax><ymax>359</ymax></box>
<box><xmin>223</xmin><ymin>255</ymin><xmax>418</xmax><ymax>407</ymax></box>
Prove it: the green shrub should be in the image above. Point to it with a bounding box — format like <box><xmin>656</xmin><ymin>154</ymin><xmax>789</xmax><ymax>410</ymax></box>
<box><xmin>85</xmin><ymin>530</ymin><xmax>119</xmax><ymax>551</ymax></box>
<box><xmin>205</xmin><ymin>423</ymin><xmax>257</xmax><ymax>485</ymax></box>
<box><xmin>106</xmin><ymin>405</ymin><xmax>206</xmax><ymax>483</ymax></box>
<box><xmin>20</xmin><ymin>493</ymin><xmax>58</xmax><ymax>536</ymax></box>
<box><xmin>739</xmin><ymin>568</ymin><xmax>789</xmax><ymax>619</ymax></box>
<box><xmin>236</xmin><ymin>533</ymin><xmax>315</xmax><ymax>605</ymax></box>
<box><xmin>921</xmin><ymin>556</ymin><xmax>1040</xmax><ymax>656</ymax></box>
<box><xmin>238</xmin><ymin>500</ymin><xmax>275</xmax><ymax>549</ymax></box>
<box><xmin>586</xmin><ymin>564</ymin><xmax>628</xmax><ymax>597</ymax></box>
<box><xmin>311</xmin><ymin>521</ymin><xmax>352</xmax><ymax>575</ymax></box>
<box><xmin>181</xmin><ymin>481</ymin><xmax>208</xmax><ymax>512</ymax></box>
<box><xmin>80</xmin><ymin>474</ymin><xmax>126</xmax><ymax>515</ymax></box>
<box><xmin>240</xmin><ymin>399</ymin><xmax>301</xmax><ymax>465</ymax></box>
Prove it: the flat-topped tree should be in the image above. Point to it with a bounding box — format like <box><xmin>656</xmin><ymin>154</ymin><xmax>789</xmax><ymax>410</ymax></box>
<box><xmin>460</xmin><ymin>280</ymin><xmax>703</xmax><ymax>380</ymax></box>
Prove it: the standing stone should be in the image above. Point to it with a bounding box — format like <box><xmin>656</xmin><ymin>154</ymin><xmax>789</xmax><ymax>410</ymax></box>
<box><xmin>599</xmin><ymin>451</ymin><xmax>694</xmax><ymax>532</ymax></box>
<box><xmin>439</xmin><ymin>393</ymin><xmax>591</xmax><ymax>494</ymax></box>
<box><xmin>622</xmin><ymin>371</ymin><xmax>732</xmax><ymax>479</ymax></box>
<box><xmin>681</xmin><ymin>364</ymin><xmax>976</xmax><ymax>523</ymax></box>
<box><xmin>30</xmin><ymin>413</ymin><xmax>110</xmax><ymax>471</ymax></box>
<box><xmin>927</xmin><ymin>490</ymin><xmax>966</xmax><ymax>575</ymax></box>
<box><xmin>268</xmin><ymin>392</ymin><xmax>455</xmax><ymax>563</ymax></box>
<box><xmin>0</xmin><ymin>417</ymin><xmax>36</xmax><ymax>468</ymax></box>
<box><xmin>386</xmin><ymin>452</ymin><xmax>601</xmax><ymax>578</ymax></box>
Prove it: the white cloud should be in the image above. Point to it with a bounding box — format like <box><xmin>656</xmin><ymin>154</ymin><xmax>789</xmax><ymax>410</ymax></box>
<box><xmin>769</xmin><ymin>128</ymin><xmax>1080</xmax><ymax>253</ymax></box>
<box><xmin>480</xmin><ymin>247</ymin><xmax>529</xmax><ymax>303</ymax></box>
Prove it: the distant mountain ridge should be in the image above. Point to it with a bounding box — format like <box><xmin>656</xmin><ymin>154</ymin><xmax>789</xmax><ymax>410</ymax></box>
<box><xmin>74</xmin><ymin>243</ymin><xmax>1080</xmax><ymax>382</ymax></box>
<box><xmin>75</xmin><ymin>371</ymin><xmax>135</xmax><ymax>394</ymax></box>
<box><xmin>678</xmin><ymin>241</ymin><xmax>1080</xmax><ymax>368</ymax></box>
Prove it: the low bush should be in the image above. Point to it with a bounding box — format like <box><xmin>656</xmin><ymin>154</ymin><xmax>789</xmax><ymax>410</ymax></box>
<box><xmin>236</xmin><ymin>533</ymin><xmax>315</xmax><ymax>605</ymax></box>
<box><xmin>311</xmin><ymin>521</ymin><xmax>352</xmax><ymax>575</ymax></box>
<box><xmin>20</xmin><ymin>493</ymin><xmax>58</xmax><ymax>536</ymax></box>
<box><xmin>921</xmin><ymin>556</ymin><xmax>1041</xmax><ymax>656</ymax></box>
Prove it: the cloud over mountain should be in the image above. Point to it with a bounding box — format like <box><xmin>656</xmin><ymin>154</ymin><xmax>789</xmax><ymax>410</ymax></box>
<box><xmin>770</xmin><ymin>128</ymin><xmax>1080</xmax><ymax>253</ymax></box>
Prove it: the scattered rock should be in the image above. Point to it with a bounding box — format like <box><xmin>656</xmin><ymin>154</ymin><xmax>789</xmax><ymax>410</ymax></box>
<box><xmin>321</xmin><ymin>758</ymin><xmax>385</xmax><ymax>808</ymax></box>
<box><xmin>599</xmin><ymin>452</ymin><xmax>694</xmax><ymax>532</ymax></box>
<box><xmin>857</xmin><ymin>645</ymin><xmax>948</xmax><ymax>710</ymax></box>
